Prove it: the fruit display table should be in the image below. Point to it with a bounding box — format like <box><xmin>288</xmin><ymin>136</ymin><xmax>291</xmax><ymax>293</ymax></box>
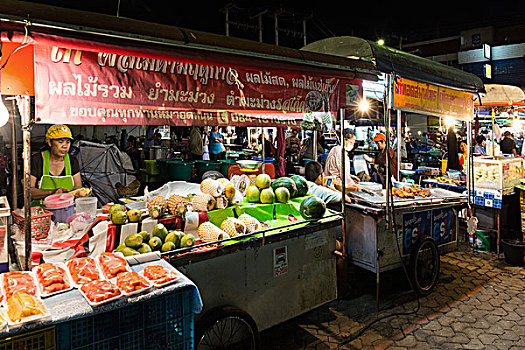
<box><xmin>0</xmin><ymin>259</ymin><xmax>202</xmax><ymax>350</ymax></box>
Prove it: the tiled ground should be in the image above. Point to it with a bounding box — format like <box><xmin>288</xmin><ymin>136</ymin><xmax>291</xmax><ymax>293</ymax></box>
<box><xmin>261</xmin><ymin>241</ymin><xmax>525</xmax><ymax>349</ymax></box>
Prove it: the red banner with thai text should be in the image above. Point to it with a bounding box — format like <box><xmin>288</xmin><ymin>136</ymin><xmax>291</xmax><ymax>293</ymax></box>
<box><xmin>34</xmin><ymin>40</ymin><xmax>362</xmax><ymax>127</ymax></box>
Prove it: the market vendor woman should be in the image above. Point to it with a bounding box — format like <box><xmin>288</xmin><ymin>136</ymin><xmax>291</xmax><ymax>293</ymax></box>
<box><xmin>30</xmin><ymin>125</ymin><xmax>84</xmax><ymax>201</ymax></box>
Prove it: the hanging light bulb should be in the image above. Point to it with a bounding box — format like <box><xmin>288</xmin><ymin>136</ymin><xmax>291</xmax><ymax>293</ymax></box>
<box><xmin>0</xmin><ymin>97</ymin><xmax>9</xmax><ymax>128</ymax></box>
<box><xmin>358</xmin><ymin>98</ymin><xmax>370</xmax><ymax>112</ymax></box>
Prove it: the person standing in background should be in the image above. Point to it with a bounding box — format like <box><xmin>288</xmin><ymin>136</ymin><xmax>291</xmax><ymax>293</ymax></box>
<box><xmin>286</xmin><ymin>129</ymin><xmax>301</xmax><ymax>155</ymax></box>
<box><xmin>188</xmin><ymin>126</ymin><xmax>204</xmax><ymax>161</ymax></box>
<box><xmin>500</xmin><ymin>131</ymin><xmax>517</xmax><ymax>156</ymax></box>
<box><xmin>144</xmin><ymin>125</ymin><xmax>156</xmax><ymax>160</ymax></box>
<box><xmin>202</xmin><ymin>128</ymin><xmax>210</xmax><ymax>160</ymax></box>
<box><xmin>324</xmin><ymin>129</ymin><xmax>360</xmax><ymax>187</ymax></box>
<box><xmin>209</xmin><ymin>126</ymin><xmax>225</xmax><ymax>161</ymax></box>
<box><xmin>300</xmin><ymin>130</ymin><xmax>325</xmax><ymax>161</ymax></box>
<box><xmin>446</xmin><ymin>127</ymin><xmax>460</xmax><ymax>171</ymax></box>
<box><xmin>474</xmin><ymin>135</ymin><xmax>486</xmax><ymax>155</ymax></box>
<box><xmin>459</xmin><ymin>141</ymin><xmax>468</xmax><ymax>172</ymax></box>
<box><xmin>125</xmin><ymin>135</ymin><xmax>140</xmax><ymax>172</ymax></box>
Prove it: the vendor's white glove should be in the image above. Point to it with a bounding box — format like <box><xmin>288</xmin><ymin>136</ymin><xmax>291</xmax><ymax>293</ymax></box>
<box><xmin>363</xmin><ymin>154</ymin><xmax>373</xmax><ymax>162</ymax></box>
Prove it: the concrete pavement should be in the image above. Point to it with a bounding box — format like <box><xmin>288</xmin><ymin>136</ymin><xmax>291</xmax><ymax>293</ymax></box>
<box><xmin>260</xmin><ymin>240</ymin><xmax>525</xmax><ymax>349</ymax></box>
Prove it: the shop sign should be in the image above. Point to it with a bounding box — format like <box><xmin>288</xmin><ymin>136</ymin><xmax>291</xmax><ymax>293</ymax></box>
<box><xmin>392</xmin><ymin>77</ymin><xmax>473</xmax><ymax>120</ymax></box>
<box><xmin>34</xmin><ymin>43</ymin><xmax>361</xmax><ymax>127</ymax></box>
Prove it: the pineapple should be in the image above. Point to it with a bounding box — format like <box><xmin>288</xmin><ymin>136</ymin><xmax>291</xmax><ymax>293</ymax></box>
<box><xmin>198</xmin><ymin>222</ymin><xmax>229</xmax><ymax>243</ymax></box>
<box><xmin>175</xmin><ymin>203</ymin><xmax>187</xmax><ymax>218</ymax></box>
<box><xmin>167</xmin><ymin>194</ymin><xmax>185</xmax><ymax>216</ymax></box>
<box><xmin>238</xmin><ymin>213</ymin><xmax>261</xmax><ymax>233</ymax></box>
<box><xmin>192</xmin><ymin>193</ymin><xmax>216</xmax><ymax>212</ymax></box>
<box><xmin>220</xmin><ymin>217</ymin><xmax>246</xmax><ymax>238</ymax></box>
<box><xmin>200</xmin><ymin>178</ymin><xmax>224</xmax><ymax>197</ymax></box>
<box><xmin>148</xmin><ymin>196</ymin><xmax>167</xmax><ymax>213</ymax></box>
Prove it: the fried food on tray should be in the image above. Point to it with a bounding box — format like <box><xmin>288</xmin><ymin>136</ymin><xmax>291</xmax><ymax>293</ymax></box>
<box><xmin>392</xmin><ymin>185</ymin><xmax>431</xmax><ymax>198</ymax></box>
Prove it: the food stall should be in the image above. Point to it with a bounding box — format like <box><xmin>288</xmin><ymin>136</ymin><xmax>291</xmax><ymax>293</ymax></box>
<box><xmin>302</xmin><ymin>36</ymin><xmax>484</xmax><ymax>306</ymax></box>
<box><xmin>471</xmin><ymin>84</ymin><xmax>525</xmax><ymax>254</ymax></box>
<box><xmin>0</xmin><ymin>2</ymin><xmax>380</xmax><ymax>348</ymax></box>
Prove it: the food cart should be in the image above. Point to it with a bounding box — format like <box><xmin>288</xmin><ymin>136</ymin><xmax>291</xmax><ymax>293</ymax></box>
<box><xmin>302</xmin><ymin>36</ymin><xmax>484</xmax><ymax>307</ymax></box>
<box><xmin>472</xmin><ymin>84</ymin><xmax>525</xmax><ymax>254</ymax></box>
<box><xmin>0</xmin><ymin>2</ymin><xmax>381</xmax><ymax>348</ymax></box>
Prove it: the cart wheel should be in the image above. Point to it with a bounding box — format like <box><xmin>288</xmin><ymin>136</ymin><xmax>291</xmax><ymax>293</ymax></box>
<box><xmin>195</xmin><ymin>306</ymin><xmax>260</xmax><ymax>350</ymax></box>
<box><xmin>409</xmin><ymin>235</ymin><xmax>440</xmax><ymax>296</ymax></box>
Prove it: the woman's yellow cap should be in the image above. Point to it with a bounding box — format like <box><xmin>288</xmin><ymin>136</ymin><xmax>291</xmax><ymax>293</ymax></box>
<box><xmin>46</xmin><ymin>125</ymin><xmax>73</xmax><ymax>140</ymax></box>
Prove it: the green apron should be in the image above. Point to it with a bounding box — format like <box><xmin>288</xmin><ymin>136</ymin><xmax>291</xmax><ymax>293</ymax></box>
<box><xmin>33</xmin><ymin>151</ymin><xmax>75</xmax><ymax>207</ymax></box>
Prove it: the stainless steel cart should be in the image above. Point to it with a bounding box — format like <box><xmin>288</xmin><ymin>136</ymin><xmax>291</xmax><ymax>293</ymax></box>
<box><xmin>168</xmin><ymin>216</ymin><xmax>341</xmax><ymax>349</ymax></box>
<box><xmin>345</xmin><ymin>188</ymin><xmax>467</xmax><ymax>307</ymax></box>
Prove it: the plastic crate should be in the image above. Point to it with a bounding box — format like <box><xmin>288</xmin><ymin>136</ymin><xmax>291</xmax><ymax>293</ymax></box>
<box><xmin>12</xmin><ymin>207</ymin><xmax>53</xmax><ymax>239</ymax></box>
<box><xmin>0</xmin><ymin>326</ymin><xmax>55</xmax><ymax>350</ymax></box>
<box><xmin>55</xmin><ymin>286</ymin><xmax>194</xmax><ymax>350</ymax></box>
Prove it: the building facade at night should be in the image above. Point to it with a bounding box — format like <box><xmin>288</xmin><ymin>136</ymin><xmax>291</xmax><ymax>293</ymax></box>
<box><xmin>402</xmin><ymin>24</ymin><xmax>525</xmax><ymax>88</ymax></box>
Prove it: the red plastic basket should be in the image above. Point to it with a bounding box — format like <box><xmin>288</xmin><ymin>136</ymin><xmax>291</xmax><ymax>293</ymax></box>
<box><xmin>12</xmin><ymin>207</ymin><xmax>53</xmax><ymax>239</ymax></box>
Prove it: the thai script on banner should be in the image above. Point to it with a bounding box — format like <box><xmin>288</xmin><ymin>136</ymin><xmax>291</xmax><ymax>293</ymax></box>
<box><xmin>35</xmin><ymin>43</ymin><xmax>357</xmax><ymax>127</ymax></box>
<box><xmin>393</xmin><ymin>77</ymin><xmax>473</xmax><ymax>120</ymax></box>
<box><xmin>67</xmin><ymin>106</ymin><xmax>299</xmax><ymax>128</ymax></box>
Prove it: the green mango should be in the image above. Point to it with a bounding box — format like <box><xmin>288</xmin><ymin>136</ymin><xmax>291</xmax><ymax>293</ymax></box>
<box><xmin>125</xmin><ymin>233</ymin><xmax>143</xmax><ymax>249</ymax></box>
<box><xmin>180</xmin><ymin>234</ymin><xmax>196</xmax><ymax>248</ymax></box>
<box><xmin>137</xmin><ymin>243</ymin><xmax>153</xmax><ymax>254</ymax></box>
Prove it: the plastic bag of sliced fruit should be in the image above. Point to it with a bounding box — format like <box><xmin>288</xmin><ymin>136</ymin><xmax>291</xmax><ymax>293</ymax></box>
<box><xmin>32</xmin><ymin>262</ymin><xmax>74</xmax><ymax>298</ymax></box>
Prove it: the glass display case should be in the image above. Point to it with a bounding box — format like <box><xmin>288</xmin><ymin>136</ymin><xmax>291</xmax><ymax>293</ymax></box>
<box><xmin>473</xmin><ymin>156</ymin><xmax>523</xmax><ymax>192</ymax></box>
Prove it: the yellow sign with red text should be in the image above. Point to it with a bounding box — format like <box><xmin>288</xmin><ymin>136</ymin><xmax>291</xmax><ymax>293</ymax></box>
<box><xmin>393</xmin><ymin>77</ymin><xmax>473</xmax><ymax>120</ymax></box>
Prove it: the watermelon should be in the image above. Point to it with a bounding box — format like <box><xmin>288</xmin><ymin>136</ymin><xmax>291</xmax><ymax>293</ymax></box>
<box><xmin>291</xmin><ymin>175</ymin><xmax>309</xmax><ymax>197</ymax></box>
<box><xmin>299</xmin><ymin>196</ymin><xmax>326</xmax><ymax>220</ymax></box>
<box><xmin>271</xmin><ymin>177</ymin><xmax>297</xmax><ymax>198</ymax></box>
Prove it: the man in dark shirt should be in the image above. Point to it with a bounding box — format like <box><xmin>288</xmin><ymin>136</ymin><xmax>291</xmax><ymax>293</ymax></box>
<box><xmin>500</xmin><ymin>131</ymin><xmax>517</xmax><ymax>155</ymax></box>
